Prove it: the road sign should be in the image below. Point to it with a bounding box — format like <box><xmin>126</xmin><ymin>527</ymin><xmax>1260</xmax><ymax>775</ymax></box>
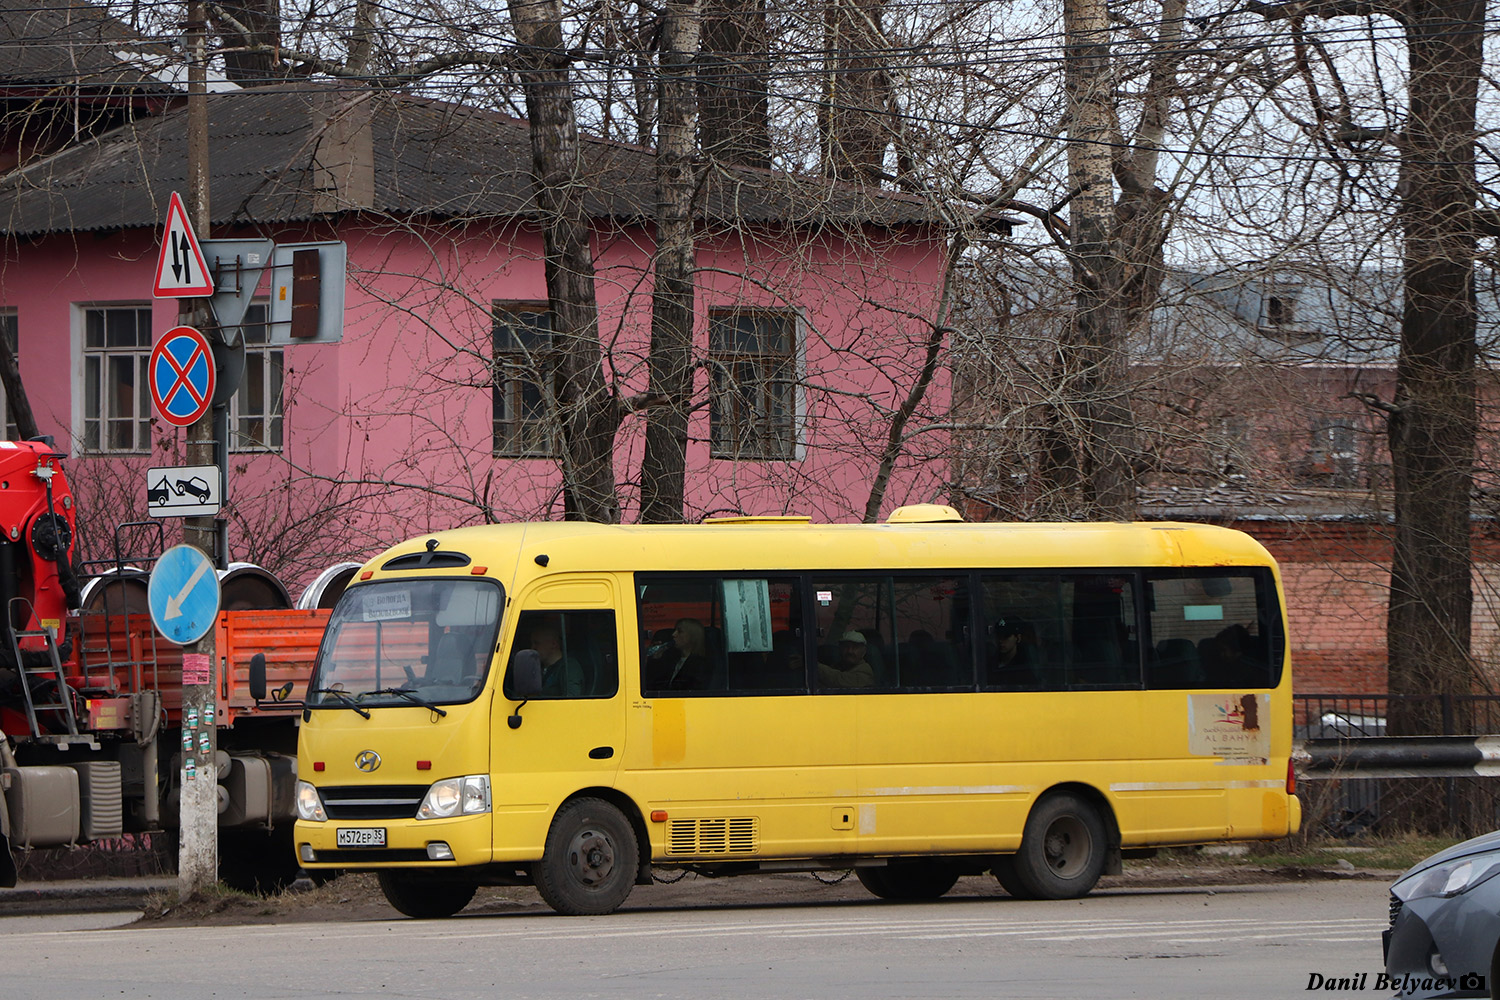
<box><xmin>146</xmin><ymin>464</ymin><xmax>222</xmax><ymax>518</ymax></box>
<box><xmin>269</xmin><ymin>241</ymin><xmax>346</xmax><ymax>343</ymax></box>
<box><xmin>148</xmin><ymin>544</ymin><xmax>222</xmax><ymax>646</ymax></box>
<box><xmin>149</xmin><ymin>326</ymin><xmax>216</xmax><ymax>427</ymax></box>
<box><xmin>153</xmin><ymin>192</ymin><xmax>215</xmax><ymax>298</ymax></box>
<box><xmin>201</xmin><ymin>237</ymin><xmax>274</xmax><ymax>336</ymax></box>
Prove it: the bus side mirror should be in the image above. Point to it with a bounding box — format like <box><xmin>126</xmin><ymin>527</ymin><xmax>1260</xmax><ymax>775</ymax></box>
<box><xmin>508</xmin><ymin>649</ymin><xmax>542</xmax><ymax>730</ymax></box>
<box><xmin>511</xmin><ymin>649</ymin><xmax>542</xmax><ymax>699</ymax></box>
<box><xmin>249</xmin><ymin>653</ymin><xmax>267</xmax><ymax>702</ymax></box>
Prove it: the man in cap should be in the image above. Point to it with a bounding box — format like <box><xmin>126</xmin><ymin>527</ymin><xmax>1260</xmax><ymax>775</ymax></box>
<box><xmin>819</xmin><ymin>630</ymin><xmax>876</xmax><ymax>688</ymax></box>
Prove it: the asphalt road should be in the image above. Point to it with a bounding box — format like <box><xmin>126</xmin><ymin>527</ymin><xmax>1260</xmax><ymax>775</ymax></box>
<box><xmin>5</xmin><ymin>879</ymin><xmax>1390</xmax><ymax>1000</ymax></box>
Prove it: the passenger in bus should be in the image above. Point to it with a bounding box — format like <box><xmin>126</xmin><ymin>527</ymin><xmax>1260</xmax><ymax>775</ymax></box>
<box><xmin>530</xmin><ymin>622</ymin><xmax>585</xmax><ymax>697</ymax></box>
<box><xmin>818</xmin><ymin>631</ymin><xmax>876</xmax><ymax>688</ymax></box>
<box><xmin>1198</xmin><ymin>623</ymin><xmax>1265</xmax><ymax>688</ymax></box>
<box><xmin>986</xmin><ymin>617</ymin><xmax>1039</xmax><ymax>687</ymax></box>
<box><xmin>647</xmin><ymin>617</ymin><xmax>710</xmax><ymax>691</ymax></box>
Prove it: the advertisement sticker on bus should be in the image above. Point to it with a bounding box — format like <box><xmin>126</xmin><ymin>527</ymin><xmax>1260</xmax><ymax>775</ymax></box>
<box><xmin>1188</xmin><ymin>692</ymin><xmax>1271</xmax><ymax>764</ymax></box>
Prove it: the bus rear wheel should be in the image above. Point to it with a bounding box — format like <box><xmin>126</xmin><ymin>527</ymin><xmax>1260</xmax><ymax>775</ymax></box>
<box><xmin>1010</xmin><ymin>792</ymin><xmax>1107</xmax><ymax>900</ymax></box>
<box><xmin>377</xmin><ymin>871</ymin><xmax>478</xmax><ymax>918</ymax></box>
<box><xmin>535</xmin><ymin>797</ymin><xmax>639</xmax><ymax>915</ymax></box>
<box><xmin>856</xmin><ymin>862</ymin><xmax>960</xmax><ymax>900</ymax></box>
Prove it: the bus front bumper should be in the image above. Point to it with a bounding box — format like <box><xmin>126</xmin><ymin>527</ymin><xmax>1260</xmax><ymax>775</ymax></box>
<box><xmin>294</xmin><ymin>815</ymin><xmax>493</xmax><ymax>868</ymax></box>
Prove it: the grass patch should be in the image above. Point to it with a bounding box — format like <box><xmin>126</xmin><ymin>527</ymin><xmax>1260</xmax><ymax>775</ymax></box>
<box><xmin>1248</xmin><ymin>833</ymin><xmax>1464</xmax><ymax>871</ymax></box>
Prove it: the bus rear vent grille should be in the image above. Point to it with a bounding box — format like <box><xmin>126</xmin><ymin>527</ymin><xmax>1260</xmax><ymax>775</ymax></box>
<box><xmin>665</xmin><ymin>817</ymin><xmax>758</xmax><ymax>856</ymax></box>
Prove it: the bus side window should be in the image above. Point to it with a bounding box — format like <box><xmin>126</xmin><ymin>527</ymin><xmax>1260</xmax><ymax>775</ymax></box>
<box><xmin>1067</xmin><ymin>575</ymin><xmax>1140</xmax><ymax>689</ymax></box>
<box><xmin>503</xmin><ymin>609</ymin><xmax>618</xmax><ymax>699</ymax></box>
<box><xmin>1144</xmin><ymin>572</ymin><xmax>1278</xmax><ymax>690</ymax></box>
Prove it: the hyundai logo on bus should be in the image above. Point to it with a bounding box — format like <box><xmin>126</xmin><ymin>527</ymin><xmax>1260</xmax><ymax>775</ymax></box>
<box><xmin>355</xmin><ymin>750</ymin><xmax>381</xmax><ymax>772</ymax></box>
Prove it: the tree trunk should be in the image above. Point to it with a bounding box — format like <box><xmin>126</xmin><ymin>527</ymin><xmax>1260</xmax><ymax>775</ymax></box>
<box><xmin>1386</xmin><ymin>0</ymin><xmax>1482</xmax><ymax>737</ymax></box>
<box><xmin>698</xmin><ymin>0</ymin><xmax>770</xmax><ymax>169</ymax></box>
<box><xmin>1040</xmin><ymin>0</ymin><xmax>1138</xmax><ymax>520</ymax></box>
<box><xmin>213</xmin><ymin>0</ymin><xmax>282</xmax><ymax>84</ymax></box>
<box><xmin>0</xmin><ymin>331</ymin><xmax>39</xmax><ymax>441</ymax></box>
<box><xmin>821</xmin><ymin>0</ymin><xmax>891</xmax><ymax>182</ymax></box>
<box><xmin>506</xmin><ymin>0</ymin><xmax>621</xmax><ymax>523</ymax></box>
<box><xmin>641</xmin><ymin>0</ymin><xmax>702</xmax><ymax>524</ymax></box>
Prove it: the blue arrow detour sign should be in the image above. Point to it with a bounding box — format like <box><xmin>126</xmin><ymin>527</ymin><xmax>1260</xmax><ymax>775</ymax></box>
<box><xmin>148</xmin><ymin>545</ymin><xmax>221</xmax><ymax>646</ymax></box>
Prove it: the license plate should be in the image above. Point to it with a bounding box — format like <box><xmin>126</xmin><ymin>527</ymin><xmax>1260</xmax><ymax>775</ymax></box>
<box><xmin>336</xmin><ymin>827</ymin><xmax>387</xmax><ymax>848</ymax></box>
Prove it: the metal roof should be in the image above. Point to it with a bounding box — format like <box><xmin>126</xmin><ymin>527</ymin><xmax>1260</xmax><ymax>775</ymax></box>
<box><xmin>0</xmin><ymin>0</ymin><xmax>175</xmax><ymax>95</ymax></box>
<box><xmin>0</xmin><ymin>84</ymin><xmax>968</xmax><ymax>236</ymax></box>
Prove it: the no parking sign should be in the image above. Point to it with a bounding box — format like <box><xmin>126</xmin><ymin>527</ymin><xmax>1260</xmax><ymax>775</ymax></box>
<box><xmin>149</xmin><ymin>325</ymin><xmax>216</xmax><ymax>427</ymax></box>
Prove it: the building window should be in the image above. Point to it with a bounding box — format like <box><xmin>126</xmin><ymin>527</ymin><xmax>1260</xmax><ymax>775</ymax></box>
<box><xmin>492</xmin><ymin>304</ymin><xmax>556</xmax><ymax>457</ymax></box>
<box><xmin>1265</xmin><ymin>294</ymin><xmax>1294</xmax><ymax>327</ymax></box>
<box><xmin>1298</xmin><ymin>418</ymin><xmax>1359</xmax><ymax>488</ymax></box>
<box><xmin>709</xmin><ymin>310</ymin><xmax>798</xmax><ymax>460</ymax></box>
<box><xmin>231</xmin><ymin>303</ymin><xmax>283</xmax><ymax>452</ymax></box>
<box><xmin>0</xmin><ymin>309</ymin><xmax>17</xmax><ymax>439</ymax></box>
<box><xmin>82</xmin><ymin>305</ymin><xmax>153</xmax><ymax>453</ymax></box>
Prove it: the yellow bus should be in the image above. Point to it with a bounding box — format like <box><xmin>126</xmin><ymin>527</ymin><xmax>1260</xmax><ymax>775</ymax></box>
<box><xmin>278</xmin><ymin>506</ymin><xmax>1300</xmax><ymax>917</ymax></box>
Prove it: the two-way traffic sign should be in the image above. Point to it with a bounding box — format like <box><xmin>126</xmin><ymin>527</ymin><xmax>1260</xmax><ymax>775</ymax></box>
<box><xmin>148</xmin><ymin>545</ymin><xmax>221</xmax><ymax>646</ymax></box>
<box><xmin>153</xmin><ymin>192</ymin><xmax>214</xmax><ymax>298</ymax></box>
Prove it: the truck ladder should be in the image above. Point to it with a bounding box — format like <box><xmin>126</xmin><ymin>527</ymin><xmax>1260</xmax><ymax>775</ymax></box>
<box><xmin>8</xmin><ymin>597</ymin><xmax>79</xmax><ymax>738</ymax></box>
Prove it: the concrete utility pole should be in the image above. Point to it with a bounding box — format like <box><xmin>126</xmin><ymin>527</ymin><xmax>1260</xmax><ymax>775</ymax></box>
<box><xmin>177</xmin><ymin>0</ymin><xmax>218</xmax><ymax>898</ymax></box>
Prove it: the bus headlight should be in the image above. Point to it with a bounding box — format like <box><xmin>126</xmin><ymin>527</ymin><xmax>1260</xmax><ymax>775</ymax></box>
<box><xmin>295</xmin><ymin>780</ymin><xmax>327</xmax><ymax>822</ymax></box>
<box><xmin>417</xmin><ymin>775</ymin><xmax>491</xmax><ymax>819</ymax></box>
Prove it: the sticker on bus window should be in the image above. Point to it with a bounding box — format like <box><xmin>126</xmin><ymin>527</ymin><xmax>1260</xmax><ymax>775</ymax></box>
<box><xmin>721</xmin><ymin>579</ymin><xmax>773</xmax><ymax>653</ymax></box>
<box><xmin>1183</xmin><ymin>605</ymin><xmax>1224</xmax><ymax>621</ymax></box>
<box><xmin>362</xmin><ymin>590</ymin><xmax>412</xmax><ymax>621</ymax></box>
<box><xmin>816</xmin><ymin>590</ymin><xmax>832</xmax><ymax>605</ymax></box>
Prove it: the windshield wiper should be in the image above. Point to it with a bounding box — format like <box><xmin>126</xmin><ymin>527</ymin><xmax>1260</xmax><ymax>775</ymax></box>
<box><xmin>368</xmin><ymin>687</ymin><xmax>448</xmax><ymax>717</ymax></box>
<box><xmin>308</xmin><ymin>687</ymin><xmax>371</xmax><ymax>718</ymax></box>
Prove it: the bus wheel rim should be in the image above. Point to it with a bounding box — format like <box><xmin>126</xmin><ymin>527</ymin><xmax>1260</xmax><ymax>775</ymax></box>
<box><xmin>1043</xmin><ymin>816</ymin><xmax>1089</xmax><ymax>877</ymax></box>
<box><xmin>568</xmin><ymin>828</ymin><xmax>616</xmax><ymax>886</ymax></box>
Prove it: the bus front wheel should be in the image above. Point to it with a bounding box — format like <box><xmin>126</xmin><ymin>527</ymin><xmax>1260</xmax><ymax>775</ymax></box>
<box><xmin>1010</xmin><ymin>792</ymin><xmax>1107</xmax><ymax>900</ymax></box>
<box><xmin>856</xmin><ymin>862</ymin><xmax>960</xmax><ymax>900</ymax></box>
<box><xmin>535</xmin><ymin>797</ymin><xmax>640</xmax><ymax>915</ymax></box>
<box><xmin>378</xmin><ymin>871</ymin><xmax>478</xmax><ymax>918</ymax></box>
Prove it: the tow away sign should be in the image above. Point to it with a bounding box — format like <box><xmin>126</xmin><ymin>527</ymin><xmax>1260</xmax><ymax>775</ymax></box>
<box><xmin>153</xmin><ymin>192</ymin><xmax>214</xmax><ymax>297</ymax></box>
<box><xmin>146</xmin><ymin>465</ymin><xmax>221</xmax><ymax>518</ymax></box>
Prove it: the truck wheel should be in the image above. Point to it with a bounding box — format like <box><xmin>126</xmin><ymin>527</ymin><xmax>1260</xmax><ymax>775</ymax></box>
<box><xmin>856</xmin><ymin>863</ymin><xmax>959</xmax><ymax>900</ymax></box>
<box><xmin>534</xmin><ymin>797</ymin><xmax>639</xmax><ymax>915</ymax></box>
<box><xmin>378</xmin><ymin>871</ymin><xmax>478</xmax><ymax>918</ymax></box>
<box><xmin>1010</xmin><ymin>792</ymin><xmax>1107</xmax><ymax>900</ymax></box>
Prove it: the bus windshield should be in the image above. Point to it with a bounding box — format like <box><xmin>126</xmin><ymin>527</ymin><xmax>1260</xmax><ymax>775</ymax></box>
<box><xmin>310</xmin><ymin>579</ymin><xmax>503</xmax><ymax>707</ymax></box>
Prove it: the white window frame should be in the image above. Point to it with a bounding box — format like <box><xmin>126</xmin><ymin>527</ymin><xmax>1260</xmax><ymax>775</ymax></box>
<box><xmin>708</xmin><ymin>308</ymin><xmax>805</xmax><ymax>462</ymax></box>
<box><xmin>492</xmin><ymin>303</ymin><xmax>558</xmax><ymax>458</ymax></box>
<box><xmin>75</xmin><ymin>303</ymin><xmax>154</xmax><ymax>455</ymax></box>
<box><xmin>229</xmin><ymin>302</ymin><xmax>284</xmax><ymax>453</ymax></box>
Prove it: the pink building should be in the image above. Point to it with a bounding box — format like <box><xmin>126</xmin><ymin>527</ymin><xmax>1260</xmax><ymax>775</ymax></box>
<box><xmin>0</xmin><ymin>86</ymin><xmax>959</xmax><ymax>590</ymax></box>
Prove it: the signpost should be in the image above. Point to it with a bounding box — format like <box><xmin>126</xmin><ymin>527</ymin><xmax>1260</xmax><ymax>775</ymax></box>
<box><xmin>150</xmin><ymin>112</ymin><xmax>344</xmax><ymax>892</ymax></box>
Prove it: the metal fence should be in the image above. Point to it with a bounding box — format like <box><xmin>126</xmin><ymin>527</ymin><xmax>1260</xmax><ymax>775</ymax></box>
<box><xmin>1294</xmin><ymin>694</ymin><xmax>1500</xmax><ymax>738</ymax></box>
<box><xmin>1293</xmin><ymin>694</ymin><xmax>1500</xmax><ymax>836</ymax></box>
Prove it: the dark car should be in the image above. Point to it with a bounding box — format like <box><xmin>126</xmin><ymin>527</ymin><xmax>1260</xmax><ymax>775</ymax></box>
<box><xmin>1385</xmin><ymin>830</ymin><xmax>1500</xmax><ymax>998</ymax></box>
<box><xmin>147</xmin><ymin>479</ymin><xmax>170</xmax><ymax>506</ymax></box>
<box><xmin>175</xmin><ymin>476</ymin><xmax>212</xmax><ymax>502</ymax></box>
